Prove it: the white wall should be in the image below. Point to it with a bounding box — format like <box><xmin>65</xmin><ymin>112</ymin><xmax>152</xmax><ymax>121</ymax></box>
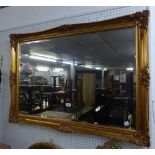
<box><xmin>0</xmin><ymin>6</ymin><xmax>150</xmax><ymax>148</ymax></box>
<box><xmin>0</xmin><ymin>6</ymin><xmax>118</xmax><ymax>31</ymax></box>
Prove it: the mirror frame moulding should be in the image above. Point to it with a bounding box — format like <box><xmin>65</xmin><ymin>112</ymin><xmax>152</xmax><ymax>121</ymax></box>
<box><xmin>9</xmin><ymin>10</ymin><xmax>150</xmax><ymax>147</ymax></box>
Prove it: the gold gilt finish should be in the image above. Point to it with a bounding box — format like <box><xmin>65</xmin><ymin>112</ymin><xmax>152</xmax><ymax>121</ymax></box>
<box><xmin>96</xmin><ymin>139</ymin><xmax>122</xmax><ymax>149</ymax></box>
<box><xmin>140</xmin><ymin>64</ymin><xmax>150</xmax><ymax>88</ymax></box>
<box><xmin>9</xmin><ymin>10</ymin><xmax>150</xmax><ymax>146</ymax></box>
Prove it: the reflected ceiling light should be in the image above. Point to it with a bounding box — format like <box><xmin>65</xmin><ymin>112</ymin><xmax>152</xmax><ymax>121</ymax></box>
<box><xmin>85</xmin><ymin>65</ymin><xmax>93</xmax><ymax>69</ymax></box>
<box><xmin>30</xmin><ymin>55</ymin><xmax>57</xmax><ymax>62</ymax></box>
<box><xmin>74</xmin><ymin>63</ymin><xmax>78</xmax><ymax>66</ymax></box>
<box><xmin>30</xmin><ymin>52</ymin><xmax>58</xmax><ymax>60</ymax></box>
<box><xmin>126</xmin><ymin>67</ymin><xmax>133</xmax><ymax>71</ymax></box>
<box><xmin>62</xmin><ymin>61</ymin><xmax>72</xmax><ymax>65</ymax></box>
<box><xmin>36</xmin><ymin>66</ymin><xmax>49</xmax><ymax>72</ymax></box>
<box><xmin>104</xmin><ymin>68</ymin><xmax>107</xmax><ymax>71</ymax></box>
<box><xmin>53</xmin><ymin>68</ymin><xmax>64</xmax><ymax>72</ymax></box>
<box><xmin>95</xmin><ymin>67</ymin><xmax>101</xmax><ymax>70</ymax></box>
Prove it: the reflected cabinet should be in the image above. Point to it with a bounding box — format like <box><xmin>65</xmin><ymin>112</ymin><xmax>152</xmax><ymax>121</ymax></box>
<box><xmin>9</xmin><ymin>10</ymin><xmax>150</xmax><ymax>146</ymax></box>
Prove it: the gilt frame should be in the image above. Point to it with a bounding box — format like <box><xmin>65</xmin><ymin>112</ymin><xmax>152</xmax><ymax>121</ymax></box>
<box><xmin>9</xmin><ymin>10</ymin><xmax>150</xmax><ymax>146</ymax></box>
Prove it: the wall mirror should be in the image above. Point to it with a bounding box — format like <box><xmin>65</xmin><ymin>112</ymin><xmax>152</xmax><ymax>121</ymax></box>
<box><xmin>9</xmin><ymin>10</ymin><xmax>150</xmax><ymax>146</ymax></box>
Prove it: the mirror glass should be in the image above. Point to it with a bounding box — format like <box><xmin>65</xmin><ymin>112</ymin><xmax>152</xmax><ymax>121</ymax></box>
<box><xmin>19</xmin><ymin>27</ymin><xmax>136</xmax><ymax>129</ymax></box>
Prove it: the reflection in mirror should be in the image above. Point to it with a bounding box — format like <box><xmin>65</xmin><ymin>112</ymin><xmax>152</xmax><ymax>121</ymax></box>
<box><xmin>19</xmin><ymin>28</ymin><xmax>136</xmax><ymax>129</ymax></box>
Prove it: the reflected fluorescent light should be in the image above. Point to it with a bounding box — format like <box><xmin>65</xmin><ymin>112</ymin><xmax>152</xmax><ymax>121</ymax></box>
<box><xmin>36</xmin><ymin>66</ymin><xmax>49</xmax><ymax>72</ymax></box>
<box><xmin>95</xmin><ymin>67</ymin><xmax>101</xmax><ymax>70</ymax></box>
<box><xmin>30</xmin><ymin>52</ymin><xmax>58</xmax><ymax>60</ymax></box>
<box><xmin>30</xmin><ymin>55</ymin><xmax>57</xmax><ymax>62</ymax></box>
<box><xmin>53</xmin><ymin>68</ymin><xmax>64</xmax><ymax>72</ymax></box>
<box><xmin>74</xmin><ymin>63</ymin><xmax>77</xmax><ymax>66</ymax></box>
<box><xmin>126</xmin><ymin>67</ymin><xmax>133</xmax><ymax>71</ymax></box>
<box><xmin>104</xmin><ymin>68</ymin><xmax>107</xmax><ymax>71</ymax></box>
<box><xmin>62</xmin><ymin>61</ymin><xmax>72</xmax><ymax>65</ymax></box>
<box><xmin>85</xmin><ymin>65</ymin><xmax>93</xmax><ymax>69</ymax></box>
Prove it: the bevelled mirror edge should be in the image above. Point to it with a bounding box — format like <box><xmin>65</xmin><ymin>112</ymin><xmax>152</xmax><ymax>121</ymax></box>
<box><xmin>9</xmin><ymin>10</ymin><xmax>150</xmax><ymax>146</ymax></box>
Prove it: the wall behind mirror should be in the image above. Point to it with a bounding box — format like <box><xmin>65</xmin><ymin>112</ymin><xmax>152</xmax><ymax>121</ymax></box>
<box><xmin>19</xmin><ymin>27</ymin><xmax>136</xmax><ymax>129</ymax></box>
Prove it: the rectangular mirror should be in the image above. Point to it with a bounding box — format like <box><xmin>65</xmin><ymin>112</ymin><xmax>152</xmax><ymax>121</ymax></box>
<box><xmin>9</xmin><ymin>10</ymin><xmax>150</xmax><ymax>146</ymax></box>
<box><xmin>19</xmin><ymin>28</ymin><xmax>136</xmax><ymax>128</ymax></box>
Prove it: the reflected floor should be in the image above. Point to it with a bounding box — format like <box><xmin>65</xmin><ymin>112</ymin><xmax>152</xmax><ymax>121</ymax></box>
<box><xmin>20</xmin><ymin>104</ymin><xmax>133</xmax><ymax>129</ymax></box>
<box><xmin>33</xmin><ymin>111</ymin><xmax>72</xmax><ymax>119</ymax></box>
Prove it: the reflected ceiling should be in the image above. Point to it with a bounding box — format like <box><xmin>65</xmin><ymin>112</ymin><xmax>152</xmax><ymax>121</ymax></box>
<box><xmin>20</xmin><ymin>27</ymin><xmax>135</xmax><ymax>69</ymax></box>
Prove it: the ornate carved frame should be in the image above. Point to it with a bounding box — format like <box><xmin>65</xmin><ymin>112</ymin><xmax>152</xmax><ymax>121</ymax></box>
<box><xmin>9</xmin><ymin>10</ymin><xmax>150</xmax><ymax>146</ymax></box>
